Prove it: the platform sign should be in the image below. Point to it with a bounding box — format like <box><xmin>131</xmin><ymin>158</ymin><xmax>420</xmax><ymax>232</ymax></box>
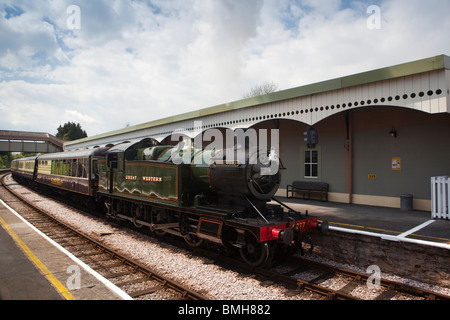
<box><xmin>392</xmin><ymin>158</ymin><xmax>401</xmax><ymax>170</ymax></box>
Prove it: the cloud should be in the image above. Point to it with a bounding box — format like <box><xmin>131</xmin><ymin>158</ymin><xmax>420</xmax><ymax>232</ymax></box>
<box><xmin>0</xmin><ymin>0</ymin><xmax>449</xmax><ymax>138</ymax></box>
<box><xmin>241</xmin><ymin>0</ymin><xmax>450</xmax><ymax>89</ymax></box>
<box><xmin>64</xmin><ymin>110</ymin><xmax>96</xmax><ymax>124</ymax></box>
<box><xmin>0</xmin><ymin>7</ymin><xmax>60</xmax><ymax>71</ymax></box>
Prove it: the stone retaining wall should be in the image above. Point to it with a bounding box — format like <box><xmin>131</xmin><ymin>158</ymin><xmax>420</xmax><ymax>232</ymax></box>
<box><xmin>310</xmin><ymin>230</ymin><xmax>450</xmax><ymax>288</ymax></box>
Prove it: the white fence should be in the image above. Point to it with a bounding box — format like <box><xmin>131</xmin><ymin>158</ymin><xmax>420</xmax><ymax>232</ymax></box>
<box><xmin>431</xmin><ymin>176</ymin><xmax>450</xmax><ymax>220</ymax></box>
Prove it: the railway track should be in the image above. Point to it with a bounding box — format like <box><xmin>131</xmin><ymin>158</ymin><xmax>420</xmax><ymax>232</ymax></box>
<box><xmin>0</xmin><ymin>173</ymin><xmax>208</xmax><ymax>300</ymax></box>
<box><xmin>262</xmin><ymin>257</ymin><xmax>450</xmax><ymax>300</ymax></box>
<box><xmin>284</xmin><ymin>256</ymin><xmax>450</xmax><ymax>300</ymax></box>
<box><xmin>182</xmin><ymin>229</ymin><xmax>450</xmax><ymax>301</ymax></box>
<box><xmin>2</xmin><ymin>173</ymin><xmax>449</xmax><ymax>300</ymax></box>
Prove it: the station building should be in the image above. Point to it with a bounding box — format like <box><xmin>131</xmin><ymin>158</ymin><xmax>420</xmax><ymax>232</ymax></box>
<box><xmin>65</xmin><ymin>55</ymin><xmax>450</xmax><ymax>212</ymax></box>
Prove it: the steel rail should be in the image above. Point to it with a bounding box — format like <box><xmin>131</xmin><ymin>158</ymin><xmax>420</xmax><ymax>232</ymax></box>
<box><xmin>181</xmin><ymin>243</ymin><xmax>360</xmax><ymax>300</ymax></box>
<box><xmin>289</xmin><ymin>256</ymin><xmax>450</xmax><ymax>301</ymax></box>
<box><xmin>1</xmin><ymin>173</ymin><xmax>208</xmax><ymax>301</ymax></box>
<box><xmin>182</xmin><ymin>233</ymin><xmax>450</xmax><ymax>300</ymax></box>
<box><xmin>252</xmin><ymin>266</ymin><xmax>358</xmax><ymax>300</ymax></box>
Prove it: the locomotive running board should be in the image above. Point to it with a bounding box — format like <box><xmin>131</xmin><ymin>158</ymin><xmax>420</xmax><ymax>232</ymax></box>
<box><xmin>271</xmin><ymin>197</ymin><xmax>307</xmax><ymax>217</ymax></box>
<box><xmin>114</xmin><ymin>213</ymin><xmax>179</xmax><ymax>231</ymax></box>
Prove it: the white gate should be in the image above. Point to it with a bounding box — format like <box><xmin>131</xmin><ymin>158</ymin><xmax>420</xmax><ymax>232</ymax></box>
<box><xmin>431</xmin><ymin>176</ymin><xmax>450</xmax><ymax>220</ymax></box>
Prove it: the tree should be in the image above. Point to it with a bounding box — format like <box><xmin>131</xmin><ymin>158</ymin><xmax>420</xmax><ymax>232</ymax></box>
<box><xmin>242</xmin><ymin>81</ymin><xmax>279</xmax><ymax>99</ymax></box>
<box><xmin>0</xmin><ymin>152</ymin><xmax>13</xmax><ymax>169</ymax></box>
<box><xmin>56</xmin><ymin>122</ymin><xmax>88</xmax><ymax>141</ymax></box>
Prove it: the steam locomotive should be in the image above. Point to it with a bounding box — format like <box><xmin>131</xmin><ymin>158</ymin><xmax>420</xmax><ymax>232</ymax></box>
<box><xmin>11</xmin><ymin>132</ymin><xmax>328</xmax><ymax>267</ymax></box>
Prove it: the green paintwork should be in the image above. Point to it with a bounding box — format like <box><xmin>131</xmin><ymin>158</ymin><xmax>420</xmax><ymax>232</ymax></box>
<box><xmin>98</xmin><ymin>159</ymin><xmax>189</xmax><ymax>207</ymax></box>
<box><xmin>97</xmin><ymin>144</ymin><xmax>220</xmax><ymax>207</ymax></box>
<box><xmin>115</xmin><ymin>162</ymin><xmax>179</xmax><ymax>203</ymax></box>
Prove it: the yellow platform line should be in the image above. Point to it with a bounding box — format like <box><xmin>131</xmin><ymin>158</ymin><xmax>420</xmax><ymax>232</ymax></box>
<box><xmin>0</xmin><ymin>216</ymin><xmax>76</xmax><ymax>300</ymax></box>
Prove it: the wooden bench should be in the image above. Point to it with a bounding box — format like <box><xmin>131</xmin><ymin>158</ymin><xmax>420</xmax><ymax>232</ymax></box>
<box><xmin>286</xmin><ymin>181</ymin><xmax>329</xmax><ymax>202</ymax></box>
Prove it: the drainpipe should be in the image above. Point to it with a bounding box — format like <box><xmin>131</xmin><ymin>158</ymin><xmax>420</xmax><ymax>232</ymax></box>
<box><xmin>344</xmin><ymin>111</ymin><xmax>353</xmax><ymax>204</ymax></box>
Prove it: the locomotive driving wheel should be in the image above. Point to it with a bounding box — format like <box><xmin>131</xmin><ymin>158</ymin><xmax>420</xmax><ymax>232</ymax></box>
<box><xmin>150</xmin><ymin>207</ymin><xmax>167</xmax><ymax>236</ymax></box>
<box><xmin>179</xmin><ymin>214</ymin><xmax>204</xmax><ymax>247</ymax></box>
<box><xmin>184</xmin><ymin>234</ymin><xmax>204</xmax><ymax>247</ymax></box>
<box><xmin>239</xmin><ymin>233</ymin><xmax>270</xmax><ymax>267</ymax></box>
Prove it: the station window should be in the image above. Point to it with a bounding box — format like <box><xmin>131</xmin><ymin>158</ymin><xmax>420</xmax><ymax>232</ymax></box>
<box><xmin>304</xmin><ymin>150</ymin><xmax>319</xmax><ymax>179</ymax></box>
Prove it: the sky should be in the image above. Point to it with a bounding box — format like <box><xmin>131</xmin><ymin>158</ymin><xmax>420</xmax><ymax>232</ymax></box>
<box><xmin>1</xmin><ymin>0</ymin><xmax>449</xmax><ymax>137</ymax></box>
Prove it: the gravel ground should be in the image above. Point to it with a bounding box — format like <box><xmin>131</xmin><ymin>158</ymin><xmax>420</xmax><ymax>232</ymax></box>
<box><xmin>303</xmin><ymin>253</ymin><xmax>450</xmax><ymax>297</ymax></box>
<box><xmin>4</xmin><ymin>175</ymin><xmax>450</xmax><ymax>300</ymax></box>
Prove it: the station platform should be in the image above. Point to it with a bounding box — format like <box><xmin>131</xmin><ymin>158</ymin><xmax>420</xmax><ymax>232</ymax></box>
<box><xmin>0</xmin><ymin>199</ymin><xmax>131</xmax><ymax>300</ymax></box>
<box><xmin>275</xmin><ymin>197</ymin><xmax>450</xmax><ymax>248</ymax></box>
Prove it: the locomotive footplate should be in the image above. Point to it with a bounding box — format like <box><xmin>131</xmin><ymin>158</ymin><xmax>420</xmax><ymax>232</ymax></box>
<box><xmin>259</xmin><ymin>216</ymin><xmax>329</xmax><ymax>244</ymax></box>
<box><xmin>232</xmin><ymin>214</ymin><xmax>328</xmax><ymax>267</ymax></box>
<box><xmin>224</xmin><ymin>197</ymin><xmax>329</xmax><ymax>246</ymax></box>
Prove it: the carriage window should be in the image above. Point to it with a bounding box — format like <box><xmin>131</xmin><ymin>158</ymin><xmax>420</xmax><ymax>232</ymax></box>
<box><xmin>63</xmin><ymin>159</ymin><xmax>70</xmax><ymax>176</ymax></box>
<box><xmin>57</xmin><ymin>160</ymin><xmax>62</xmax><ymax>175</ymax></box>
<box><xmin>84</xmin><ymin>159</ymin><xmax>88</xmax><ymax>178</ymax></box>
<box><xmin>52</xmin><ymin>160</ymin><xmax>60</xmax><ymax>175</ymax></box>
<box><xmin>80</xmin><ymin>158</ymin><xmax>88</xmax><ymax>178</ymax></box>
<box><xmin>92</xmin><ymin>158</ymin><xmax>99</xmax><ymax>178</ymax></box>
<box><xmin>71</xmin><ymin>159</ymin><xmax>78</xmax><ymax>177</ymax></box>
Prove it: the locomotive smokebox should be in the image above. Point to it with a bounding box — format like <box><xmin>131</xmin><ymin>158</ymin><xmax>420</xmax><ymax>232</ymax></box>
<box><xmin>209</xmin><ymin>148</ymin><xmax>280</xmax><ymax>201</ymax></box>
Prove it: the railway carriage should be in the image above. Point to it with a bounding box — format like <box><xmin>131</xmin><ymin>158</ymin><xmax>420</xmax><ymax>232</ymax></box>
<box><xmin>11</xmin><ymin>148</ymin><xmax>109</xmax><ymax>197</ymax></box>
<box><xmin>10</xmin><ymin>156</ymin><xmax>38</xmax><ymax>181</ymax></box>
<box><xmin>35</xmin><ymin>147</ymin><xmax>109</xmax><ymax>196</ymax></box>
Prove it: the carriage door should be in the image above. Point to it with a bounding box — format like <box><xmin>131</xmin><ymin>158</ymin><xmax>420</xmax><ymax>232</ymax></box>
<box><xmin>107</xmin><ymin>153</ymin><xmax>118</xmax><ymax>193</ymax></box>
